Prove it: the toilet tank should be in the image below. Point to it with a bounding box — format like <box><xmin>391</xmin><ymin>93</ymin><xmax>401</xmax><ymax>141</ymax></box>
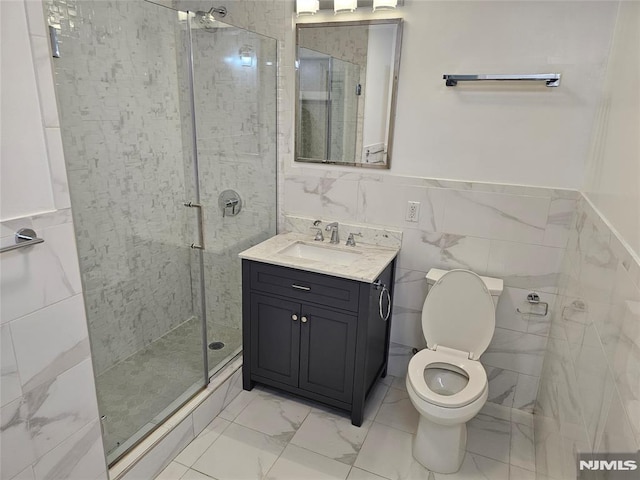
<box><xmin>425</xmin><ymin>268</ymin><xmax>503</xmax><ymax>310</ymax></box>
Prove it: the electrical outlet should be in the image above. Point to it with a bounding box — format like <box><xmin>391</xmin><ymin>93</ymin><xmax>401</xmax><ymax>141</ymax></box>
<box><xmin>406</xmin><ymin>201</ymin><xmax>420</xmax><ymax>222</ymax></box>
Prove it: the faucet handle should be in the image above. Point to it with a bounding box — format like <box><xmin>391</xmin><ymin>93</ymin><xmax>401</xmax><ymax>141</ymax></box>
<box><xmin>309</xmin><ymin>227</ymin><xmax>324</xmax><ymax>242</ymax></box>
<box><xmin>345</xmin><ymin>232</ymin><xmax>362</xmax><ymax>247</ymax></box>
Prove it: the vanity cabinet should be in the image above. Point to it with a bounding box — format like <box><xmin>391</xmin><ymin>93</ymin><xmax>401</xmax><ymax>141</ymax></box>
<box><xmin>242</xmin><ymin>259</ymin><xmax>395</xmax><ymax>426</ymax></box>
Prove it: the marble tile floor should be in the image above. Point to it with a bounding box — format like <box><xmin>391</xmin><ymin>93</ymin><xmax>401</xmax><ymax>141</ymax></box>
<box><xmin>97</xmin><ymin>317</ymin><xmax>241</xmax><ymax>457</ymax></box>
<box><xmin>154</xmin><ymin>375</ymin><xmax>548</xmax><ymax>480</ymax></box>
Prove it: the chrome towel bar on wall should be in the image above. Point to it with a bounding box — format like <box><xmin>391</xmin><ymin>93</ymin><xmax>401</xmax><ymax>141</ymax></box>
<box><xmin>0</xmin><ymin>228</ymin><xmax>45</xmax><ymax>254</ymax></box>
<box><xmin>443</xmin><ymin>73</ymin><xmax>561</xmax><ymax>87</ymax></box>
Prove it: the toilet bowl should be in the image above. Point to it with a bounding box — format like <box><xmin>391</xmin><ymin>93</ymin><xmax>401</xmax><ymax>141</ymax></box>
<box><xmin>406</xmin><ymin>269</ymin><xmax>503</xmax><ymax>474</ymax></box>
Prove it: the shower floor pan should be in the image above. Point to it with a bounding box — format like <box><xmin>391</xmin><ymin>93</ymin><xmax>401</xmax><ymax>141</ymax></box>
<box><xmin>95</xmin><ymin>317</ymin><xmax>241</xmax><ymax>459</ymax></box>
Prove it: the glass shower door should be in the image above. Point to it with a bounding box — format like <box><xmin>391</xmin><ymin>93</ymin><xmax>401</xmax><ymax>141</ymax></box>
<box><xmin>48</xmin><ymin>0</ymin><xmax>208</xmax><ymax>464</ymax></box>
<box><xmin>48</xmin><ymin>0</ymin><xmax>277</xmax><ymax>465</ymax></box>
<box><xmin>188</xmin><ymin>15</ymin><xmax>278</xmax><ymax>378</ymax></box>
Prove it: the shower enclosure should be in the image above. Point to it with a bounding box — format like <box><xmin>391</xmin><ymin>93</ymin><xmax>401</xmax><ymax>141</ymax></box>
<box><xmin>46</xmin><ymin>0</ymin><xmax>276</xmax><ymax>464</ymax></box>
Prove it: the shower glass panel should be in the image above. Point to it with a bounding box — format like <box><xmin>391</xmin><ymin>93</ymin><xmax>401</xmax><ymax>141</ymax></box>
<box><xmin>298</xmin><ymin>47</ymin><xmax>360</xmax><ymax>162</ymax></box>
<box><xmin>329</xmin><ymin>58</ymin><xmax>359</xmax><ymax>162</ymax></box>
<box><xmin>46</xmin><ymin>0</ymin><xmax>276</xmax><ymax>465</ymax></box>
<box><xmin>188</xmin><ymin>16</ymin><xmax>277</xmax><ymax>378</ymax></box>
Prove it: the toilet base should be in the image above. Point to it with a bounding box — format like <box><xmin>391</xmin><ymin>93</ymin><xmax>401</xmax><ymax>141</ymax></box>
<box><xmin>413</xmin><ymin>415</ymin><xmax>467</xmax><ymax>474</ymax></box>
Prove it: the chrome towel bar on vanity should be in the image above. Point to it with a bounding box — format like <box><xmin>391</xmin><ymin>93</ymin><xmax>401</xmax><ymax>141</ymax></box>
<box><xmin>0</xmin><ymin>228</ymin><xmax>44</xmax><ymax>254</ymax></box>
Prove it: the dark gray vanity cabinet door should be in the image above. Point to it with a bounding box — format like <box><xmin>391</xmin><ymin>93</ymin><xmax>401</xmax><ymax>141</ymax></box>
<box><xmin>249</xmin><ymin>293</ymin><xmax>300</xmax><ymax>387</ymax></box>
<box><xmin>298</xmin><ymin>304</ymin><xmax>357</xmax><ymax>403</ymax></box>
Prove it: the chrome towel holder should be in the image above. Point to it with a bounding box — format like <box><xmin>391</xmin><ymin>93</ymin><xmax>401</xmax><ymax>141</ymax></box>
<box><xmin>443</xmin><ymin>73</ymin><xmax>561</xmax><ymax>87</ymax></box>
<box><xmin>0</xmin><ymin>228</ymin><xmax>45</xmax><ymax>254</ymax></box>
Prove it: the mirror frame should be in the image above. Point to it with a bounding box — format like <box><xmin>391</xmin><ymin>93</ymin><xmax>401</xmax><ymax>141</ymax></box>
<box><xmin>295</xmin><ymin>19</ymin><xmax>403</xmax><ymax>169</ymax></box>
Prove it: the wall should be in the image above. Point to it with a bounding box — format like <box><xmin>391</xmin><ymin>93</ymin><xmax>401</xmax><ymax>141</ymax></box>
<box><xmin>0</xmin><ymin>1</ymin><xmax>106</xmax><ymax>479</ymax></box>
<box><xmin>583</xmin><ymin>1</ymin><xmax>640</xmax><ymax>259</ymax></box>
<box><xmin>48</xmin><ymin>0</ymin><xmax>196</xmax><ymax>373</ymax></box>
<box><xmin>285</xmin><ymin>170</ymin><xmax>578</xmax><ymax>412</ymax></box>
<box><xmin>296</xmin><ymin>1</ymin><xmax>618</xmax><ymax>188</ymax></box>
<box><xmin>535</xmin><ymin>198</ymin><xmax>640</xmax><ymax>479</ymax></box>
<box><xmin>535</xmin><ymin>3</ymin><xmax>640</xmax><ymax>478</ymax></box>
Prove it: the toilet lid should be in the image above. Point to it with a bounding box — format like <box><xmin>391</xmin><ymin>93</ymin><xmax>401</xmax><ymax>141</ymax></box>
<box><xmin>422</xmin><ymin>269</ymin><xmax>495</xmax><ymax>360</ymax></box>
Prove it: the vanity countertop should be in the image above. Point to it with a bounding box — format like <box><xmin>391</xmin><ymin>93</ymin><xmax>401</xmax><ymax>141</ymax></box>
<box><xmin>239</xmin><ymin>232</ymin><xmax>399</xmax><ymax>283</ymax></box>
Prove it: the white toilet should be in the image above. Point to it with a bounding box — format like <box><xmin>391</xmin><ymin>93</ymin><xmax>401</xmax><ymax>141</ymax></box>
<box><xmin>406</xmin><ymin>268</ymin><xmax>503</xmax><ymax>474</ymax></box>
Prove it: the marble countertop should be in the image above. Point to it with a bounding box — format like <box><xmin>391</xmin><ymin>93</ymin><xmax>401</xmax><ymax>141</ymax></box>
<box><xmin>238</xmin><ymin>232</ymin><xmax>399</xmax><ymax>283</ymax></box>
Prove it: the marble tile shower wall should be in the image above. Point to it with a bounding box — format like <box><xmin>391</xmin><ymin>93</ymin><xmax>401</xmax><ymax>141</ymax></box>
<box><xmin>187</xmin><ymin>27</ymin><xmax>278</xmax><ymax>332</ymax></box>
<box><xmin>49</xmin><ymin>0</ymin><xmax>195</xmax><ymax>374</ymax></box>
<box><xmin>283</xmin><ymin>170</ymin><xmax>579</xmax><ymax>412</ymax></box>
<box><xmin>534</xmin><ymin>197</ymin><xmax>640</xmax><ymax>479</ymax></box>
<box><xmin>176</xmin><ymin>0</ymin><xmax>297</xmax><ymax>235</ymax></box>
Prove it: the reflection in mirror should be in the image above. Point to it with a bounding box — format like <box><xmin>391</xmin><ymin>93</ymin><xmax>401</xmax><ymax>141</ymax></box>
<box><xmin>295</xmin><ymin>20</ymin><xmax>403</xmax><ymax>168</ymax></box>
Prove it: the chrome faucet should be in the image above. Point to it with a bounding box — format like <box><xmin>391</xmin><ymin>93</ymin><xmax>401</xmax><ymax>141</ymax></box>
<box><xmin>345</xmin><ymin>232</ymin><xmax>362</xmax><ymax>247</ymax></box>
<box><xmin>325</xmin><ymin>222</ymin><xmax>339</xmax><ymax>244</ymax></box>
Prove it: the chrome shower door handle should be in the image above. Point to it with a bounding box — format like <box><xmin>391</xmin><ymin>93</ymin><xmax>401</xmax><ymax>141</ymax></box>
<box><xmin>184</xmin><ymin>201</ymin><xmax>205</xmax><ymax>250</ymax></box>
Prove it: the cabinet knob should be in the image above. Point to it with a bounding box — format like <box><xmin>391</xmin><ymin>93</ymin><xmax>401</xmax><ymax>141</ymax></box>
<box><xmin>292</xmin><ymin>314</ymin><xmax>298</xmax><ymax>321</ymax></box>
<box><xmin>301</xmin><ymin>316</ymin><xmax>308</xmax><ymax>323</ymax></box>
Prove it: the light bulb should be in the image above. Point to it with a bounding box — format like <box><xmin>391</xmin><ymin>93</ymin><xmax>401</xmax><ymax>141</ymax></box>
<box><xmin>373</xmin><ymin>0</ymin><xmax>397</xmax><ymax>11</ymax></box>
<box><xmin>334</xmin><ymin>0</ymin><xmax>357</xmax><ymax>14</ymax></box>
<box><xmin>296</xmin><ymin>0</ymin><xmax>319</xmax><ymax>16</ymax></box>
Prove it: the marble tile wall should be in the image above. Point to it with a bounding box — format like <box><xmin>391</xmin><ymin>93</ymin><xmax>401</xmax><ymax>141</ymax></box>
<box><xmin>176</xmin><ymin>0</ymin><xmax>297</xmax><ymax>241</ymax></box>
<box><xmin>534</xmin><ymin>3</ymin><xmax>640</xmax><ymax>477</ymax></box>
<box><xmin>48</xmin><ymin>0</ymin><xmax>197</xmax><ymax>373</ymax></box>
<box><xmin>534</xmin><ymin>196</ymin><xmax>640</xmax><ymax>480</ymax></box>
<box><xmin>282</xmin><ymin>169</ymin><xmax>579</xmax><ymax>412</ymax></box>
<box><xmin>1</xmin><ymin>1</ymin><xmax>106</xmax><ymax>479</ymax></box>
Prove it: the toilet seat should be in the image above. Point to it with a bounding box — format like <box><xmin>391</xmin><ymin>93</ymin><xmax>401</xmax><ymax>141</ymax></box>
<box><xmin>407</xmin><ymin>347</ymin><xmax>487</xmax><ymax>408</ymax></box>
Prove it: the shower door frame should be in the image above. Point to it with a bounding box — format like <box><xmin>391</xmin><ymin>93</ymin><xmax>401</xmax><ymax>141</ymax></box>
<box><xmin>185</xmin><ymin>10</ymin><xmax>211</xmax><ymax>390</ymax></box>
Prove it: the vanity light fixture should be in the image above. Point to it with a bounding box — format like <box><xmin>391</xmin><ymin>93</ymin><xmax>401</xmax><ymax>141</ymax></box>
<box><xmin>334</xmin><ymin>0</ymin><xmax>357</xmax><ymax>14</ymax></box>
<box><xmin>372</xmin><ymin>0</ymin><xmax>397</xmax><ymax>11</ymax></box>
<box><xmin>296</xmin><ymin>0</ymin><xmax>319</xmax><ymax>16</ymax></box>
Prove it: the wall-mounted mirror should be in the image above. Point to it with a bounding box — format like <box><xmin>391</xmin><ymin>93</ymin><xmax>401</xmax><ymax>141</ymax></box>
<box><xmin>295</xmin><ymin>19</ymin><xmax>403</xmax><ymax>168</ymax></box>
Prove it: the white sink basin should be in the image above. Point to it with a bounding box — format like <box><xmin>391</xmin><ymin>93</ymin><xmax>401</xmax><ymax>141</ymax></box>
<box><xmin>278</xmin><ymin>241</ymin><xmax>362</xmax><ymax>267</ymax></box>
